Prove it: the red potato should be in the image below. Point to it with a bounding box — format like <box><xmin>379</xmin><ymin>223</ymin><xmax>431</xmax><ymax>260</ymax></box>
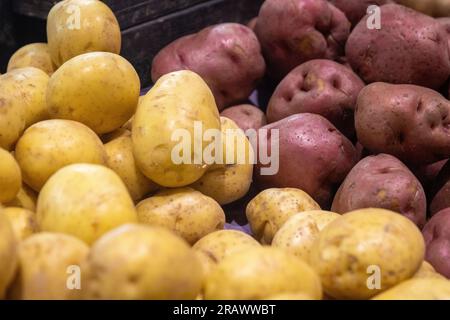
<box><xmin>254</xmin><ymin>113</ymin><xmax>358</xmax><ymax>208</ymax></box>
<box><xmin>329</xmin><ymin>0</ymin><xmax>393</xmax><ymax>26</ymax></box>
<box><xmin>151</xmin><ymin>23</ymin><xmax>266</xmax><ymax>110</ymax></box>
<box><xmin>332</xmin><ymin>154</ymin><xmax>427</xmax><ymax>227</ymax></box>
<box><xmin>346</xmin><ymin>4</ymin><xmax>450</xmax><ymax>90</ymax></box>
<box><xmin>254</xmin><ymin>0</ymin><xmax>350</xmax><ymax>80</ymax></box>
<box><xmin>267</xmin><ymin>59</ymin><xmax>364</xmax><ymax>138</ymax></box>
<box><xmin>220</xmin><ymin>104</ymin><xmax>266</xmax><ymax>132</ymax></box>
<box><xmin>430</xmin><ymin>161</ymin><xmax>450</xmax><ymax>215</ymax></box>
<box><xmin>247</xmin><ymin>18</ymin><xmax>257</xmax><ymax>32</ymax></box>
<box><xmin>355</xmin><ymin>83</ymin><xmax>450</xmax><ymax>166</ymax></box>
<box><xmin>413</xmin><ymin>159</ymin><xmax>447</xmax><ymax>193</ymax></box>
<box><xmin>422</xmin><ymin>208</ymin><xmax>450</xmax><ymax>278</ymax></box>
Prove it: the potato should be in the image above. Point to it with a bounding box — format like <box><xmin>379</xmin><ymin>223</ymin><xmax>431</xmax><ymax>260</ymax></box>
<box><xmin>132</xmin><ymin>70</ymin><xmax>221</xmax><ymax>187</ymax></box>
<box><xmin>413</xmin><ymin>159</ymin><xmax>447</xmax><ymax>193</ymax></box>
<box><xmin>413</xmin><ymin>261</ymin><xmax>446</xmax><ymax>280</ymax></box>
<box><xmin>397</xmin><ymin>0</ymin><xmax>450</xmax><ymax>17</ymax></box>
<box><xmin>189</xmin><ymin>117</ymin><xmax>253</xmax><ymax>205</ymax></box>
<box><xmin>310</xmin><ymin>208</ymin><xmax>425</xmax><ymax>299</ymax></box>
<box><xmin>15</xmin><ymin>119</ymin><xmax>107</xmax><ymax>191</ymax></box>
<box><xmin>7</xmin><ymin>43</ymin><xmax>56</xmax><ymax>75</ymax></box>
<box><xmin>5</xmin><ymin>185</ymin><xmax>37</xmax><ymax>211</ymax></box>
<box><xmin>346</xmin><ymin>4</ymin><xmax>450</xmax><ymax>89</ymax></box>
<box><xmin>203</xmin><ymin>247</ymin><xmax>322</xmax><ymax>300</ymax></box>
<box><xmin>255</xmin><ymin>0</ymin><xmax>350</xmax><ymax>79</ymax></box>
<box><xmin>267</xmin><ymin>60</ymin><xmax>364</xmax><ymax>138</ymax></box>
<box><xmin>9</xmin><ymin>232</ymin><xmax>89</xmax><ymax>300</ymax></box>
<box><xmin>220</xmin><ymin>104</ymin><xmax>266</xmax><ymax>132</ymax></box>
<box><xmin>272</xmin><ymin>210</ymin><xmax>340</xmax><ymax>263</ymax></box>
<box><xmin>83</xmin><ymin>224</ymin><xmax>202</xmax><ymax>299</ymax></box>
<box><xmin>329</xmin><ymin>0</ymin><xmax>393</xmax><ymax>25</ymax></box>
<box><xmin>422</xmin><ymin>208</ymin><xmax>450</xmax><ymax>279</ymax></box>
<box><xmin>47</xmin><ymin>0</ymin><xmax>121</xmax><ymax>67</ymax></box>
<box><xmin>105</xmin><ymin>131</ymin><xmax>158</xmax><ymax>201</ymax></box>
<box><xmin>151</xmin><ymin>23</ymin><xmax>265</xmax><ymax>110</ymax></box>
<box><xmin>255</xmin><ymin>114</ymin><xmax>358</xmax><ymax>208</ymax></box>
<box><xmin>246</xmin><ymin>188</ymin><xmax>321</xmax><ymax>244</ymax></box>
<box><xmin>355</xmin><ymin>83</ymin><xmax>450</xmax><ymax>166</ymax></box>
<box><xmin>0</xmin><ymin>212</ymin><xmax>18</xmax><ymax>298</ymax></box>
<box><xmin>331</xmin><ymin>154</ymin><xmax>427</xmax><ymax>227</ymax></box>
<box><xmin>372</xmin><ymin>278</ymin><xmax>450</xmax><ymax>300</ymax></box>
<box><xmin>136</xmin><ymin>188</ymin><xmax>225</xmax><ymax>245</ymax></box>
<box><xmin>0</xmin><ymin>148</ymin><xmax>22</xmax><ymax>204</ymax></box>
<box><xmin>36</xmin><ymin>164</ymin><xmax>137</xmax><ymax>245</ymax></box>
<box><xmin>47</xmin><ymin>52</ymin><xmax>140</xmax><ymax>134</ymax></box>
<box><xmin>264</xmin><ymin>293</ymin><xmax>314</xmax><ymax>300</ymax></box>
<box><xmin>430</xmin><ymin>162</ymin><xmax>450</xmax><ymax>215</ymax></box>
<box><xmin>2</xmin><ymin>207</ymin><xmax>37</xmax><ymax>241</ymax></box>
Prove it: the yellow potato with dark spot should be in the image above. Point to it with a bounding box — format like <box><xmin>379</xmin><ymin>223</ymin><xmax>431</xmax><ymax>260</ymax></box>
<box><xmin>310</xmin><ymin>208</ymin><xmax>425</xmax><ymax>300</ymax></box>
<box><xmin>0</xmin><ymin>148</ymin><xmax>22</xmax><ymax>203</ymax></box>
<box><xmin>37</xmin><ymin>164</ymin><xmax>137</xmax><ymax>245</ymax></box>
<box><xmin>3</xmin><ymin>207</ymin><xmax>37</xmax><ymax>241</ymax></box>
<box><xmin>5</xmin><ymin>185</ymin><xmax>37</xmax><ymax>211</ymax></box>
<box><xmin>413</xmin><ymin>261</ymin><xmax>446</xmax><ymax>280</ymax></box>
<box><xmin>372</xmin><ymin>278</ymin><xmax>450</xmax><ymax>300</ymax></box>
<box><xmin>15</xmin><ymin>119</ymin><xmax>107</xmax><ymax>191</ymax></box>
<box><xmin>246</xmin><ymin>188</ymin><xmax>321</xmax><ymax>244</ymax></box>
<box><xmin>47</xmin><ymin>52</ymin><xmax>140</xmax><ymax>134</ymax></box>
<box><xmin>137</xmin><ymin>188</ymin><xmax>225</xmax><ymax>245</ymax></box>
<box><xmin>0</xmin><ymin>211</ymin><xmax>18</xmax><ymax>298</ymax></box>
<box><xmin>83</xmin><ymin>224</ymin><xmax>203</xmax><ymax>299</ymax></box>
<box><xmin>204</xmin><ymin>247</ymin><xmax>322</xmax><ymax>300</ymax></box>
<box><xmin>7</xmin><ymin>43</ymin><xmax>56</xmax><ymax>75</ymax></box>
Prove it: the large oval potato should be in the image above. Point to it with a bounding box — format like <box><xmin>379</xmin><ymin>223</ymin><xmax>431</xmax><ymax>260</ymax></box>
<box><xmin>372</xmin><ymin>278</ymin><xmax>450</xmax><ymax>300</ymax></box>
<box><xmin>7</xmin><ymin>43</ymin><xmax>56</xmax><ymax>75</ymax></box>
<box><xmin>132</xmin><ymin>70</ymin><xmax>221</xmax><ymax>187</ymax></box>
<box><xmin>136</xmin><ymin>188</ymin><xmax>225</xmax><ymax>245</ymax></box>
<box><xmin>0</xmin><ymin>148</ymin><xmax>22</xmax><ymax>204</ymax></box>
<box><xmin>0</xmin><ymin>212</ymin><xmax>18</xmax><ymax>298</ymax></box>
<box><xmin>2</xmin><ymin>207</ymin><xmax>37</xmax><ymax>241</ymax></box>
<box><xmin>36</xmin><ymin>164</ymin><xmax>137</xmax><ymax>245</ymax></box>
<box><xmin>15</xmin><ymin>119</ymin><xmax>107</xmax><ymax>191</ymax></box>
<box><xmin>310</xmin><ymin>208</ymin><xmax>425</xmax><ymax>300</ymax></box>
<box><xmin>246</xmin><ymin>188</ymin><xmax>321</xmax><ymax>244</ymax></box>
<box><xmin>47</xmin><ymin>52</ymin><xmax>140</xmax><ymax>134</ymax></box>
<box><xmin>47</xmin><ymin>0</ymin><xmax>121</xmax><ymax>67</ymax></box>
<box><xmin>204</xmin><ymin>247</ymin><xmax>322</xmax><ymax>300</ymax></box>
<box><xmin>83</xmin><ymin>224</ymin><xmax>203</xmax><ymax>299</ymax></box>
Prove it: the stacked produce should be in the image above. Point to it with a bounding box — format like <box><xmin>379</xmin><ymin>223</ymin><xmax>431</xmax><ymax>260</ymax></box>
<box><xmin>0</xmin><ymin>0</ymin><xmax>450</xmax><ymax>300</ymax></box>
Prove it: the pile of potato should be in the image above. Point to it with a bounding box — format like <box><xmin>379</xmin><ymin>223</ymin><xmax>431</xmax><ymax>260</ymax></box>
<box><xmin>1</xmin><ymin>0</ymin><xmax>450</xmax><ymax>300</ymax></box>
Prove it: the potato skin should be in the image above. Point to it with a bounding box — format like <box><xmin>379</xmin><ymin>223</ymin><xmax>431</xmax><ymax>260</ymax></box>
<box><xmin>220</xmin><ymin>104</ymin><xmax>266</xmax><ymax>132</ymax></box>
<box><xmin>267</xmin><ymin>59</ymin><xmax>364</xmax><ymax>138</ymax></box>
<box><xmin>5</xmin><ymin>185</ymin><xmax>37</xmax><ymax>211</ymax></box>
<box><xmin>413</xmin><ymin>261</ymin><xmax>446</xmax><ymax>280</ymax></box>
<box><xmin>136</xmin><ymin>188</ymin><xmax>225</xmax><ymax>245</ymax></box>
<box><xmin>47</xmin><ymin>52</ymin><xmax>140</xmax><ymax>134</ymax></box>
<box><xmin>422</xmin><ymin>208</ymin><xmax>450</xmax><ymax>279</ymax></box>
<box><xmin>0</xmin><ymin>149</ymin><xmax>22</xmax><ymax>204</ymax></box>
<box><xmin>255</xmin><ymin>0</ymin><xmax>350</xmax><ymax>80</ymax></box>
<box><xmin>346</xmin><ymin>4</ymin><xmax>450</xmax><ymax>89</ymax></box>
<box><xmin>7</xmin><ymin>43</ymin><xmax>56</xmax><ymax>75</ymax></box>
<box><xmin>152</xmin><ymin>23</ymin><xmax>265</xmax><ymax>110</ymax></box>
<box><xmin>0</xmin><ymin>212</ymin><xmax>18</xmax><ymax>299</ymax></box>
<box><xmin>331</xmin><ymin>154</ymin><xmax>427</xmax><ymax>227</ymax></box>
<box><xmin>255</xmin><ymin>114</ymin><xmax>358</xmax><ymax>208</ymax></box>
<box><xmin>204</xmin><ymin>247</ymin><xmax>322</xmax><ymax>300</ymax></box>
<box><xmin>397</xmin><ymin>0</ymin><xmax>450</xmax><ymax>17</ymax></box>
<box><xmin>372</xmin><ymin>278</ymin><xmax>450</xmax><ymax>300</ymax></box>
<box><xmin>47</xmin><ymin>0</ymin><xmax>121</xmax><ymax>67</ymax></box>
<box><xmin>329</xmin><ymin>0</ymin><xmax>393</xmax><ymax>25</ymax></box>
<box><xmin>310</xmin><ymin>208</ymin><xmax>425</xmax><ymax>300</ymax></box>
<box><xmin>430</xmin><ymin>161</ymin><xmax>450</xmax><ymax>215</ymax></box>
<box><xmin>2</xmin><ymin>207</ymin><xmax>37</xmax><ymax>241</ymax></box>
<box><xmin>355</xmin><ymin>83</ymin><xmax>450</xmax><ymax>166</ymax></box>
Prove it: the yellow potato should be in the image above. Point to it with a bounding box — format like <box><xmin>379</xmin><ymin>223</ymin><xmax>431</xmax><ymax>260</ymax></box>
<box><xmin>7</xmin><ymin>43</ymin><xmax>56</xmax><ymax>75</ymax></box>
<box><xmin>413</xmin><ymin>261</ymin><xmax>446</xmax><ymax>280</ymax></box>
<box><xmin>310</xmin><ymin>208</ymin><xmax>425</xmax><ymax>300</ymax></box>
<box><xmin>204</xmin><ymin>247</ymin><xmax>322</xmax><ymax>300</ymax></box>
<box><xmin>0</xmin><ymin>211</ymin><xmax>18</xmax><ymax>298</ymax></box>
<box><xmin>190</xmin><ymin>117</ymin><xmax>253</xmax><ymax>205</ymax></box>
<box><xmin>137</xmin><ymin>188</ymin><xmax>225</xmax><ymax>245</ymax></box>
<box><xmin>37</xmin><ymin>164</ymin><xmax>137</xmax><ymax>245</ymax></box>
<box><xmin>2</xmin><ymin>207</ymin><xmax>37</xmax><ymax>241</ymax></box>
<box><xmin>47</xmin><ymin>52</ymin><xmax>140</xmax><ymax>134</ymax></box>
<box><xmin>105</xmin><ymin>131</ymin><xmax>159</xmax><ymax>201</ymax></box>
<box><xmin>5</xmin><ymin>184</ymin><xmax>37</xmax><ymax>211</ymax></box>
<box><xmin>83</xmin><ymin>224</ymin><xmax>203</xmax><ymax>299</ymax></box>
<box><xmin>272</xmin><ymin>210</ymin><xmax>340</xmax><ymax>263</ymax></box>
<box><xmin>102</xmin><ymin>128</ymin><xmax>131</xmax><ymax>144</ymax></box>
<box><xmin>397</xmin><ymin>0</ymin><xmax>450</xmax><ymax>17</ymax></box>
<box><xmin>132</xmin><ymin>70</ymin><xmax>221</xmax><ymax>187</ymax></box>
<box><xmin>47</xmin><ymin>0</ymin><xmax>121</xmax><ymax>67</ymax></box>
<box><xmin>0</xmin><ymin>148</ymin><xmax>22</xmax><ymax>203</ymax></box>
<box><xmin>15</xmin><ymin>119</ymin><xmax>107</xmax><ymax>191</ymax></box>
<box><xmin>264</xmin><ymin>292</ymin><xmax>315</xmax><ymax>300</ymax></box>
<box><xmin>372</xmin><ymin>278</ymin><xmax>450</xmax><ymax>300</ymax></box>
<box><xmin>246</xmin><ymin>188</ymin><xmax>321</xmax><ymax>244</ymax></box>
<box><xmin>9</xmin><ymin>232</ymin><xmax>89</xmax><ymax>299</ymax></box>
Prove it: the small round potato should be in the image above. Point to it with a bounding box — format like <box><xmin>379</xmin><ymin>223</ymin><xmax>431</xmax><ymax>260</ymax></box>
<box><xmin>5</xmin><ymin>185</ymin><xmax>37</xmax><ymax>211</ymax></box>
<box><xmin>0</xmin><ymin>148</ymin><xmax>22</xmax><ymax>204</ymax></box>
<box><xmin>246</xmin><ymin>188</ymin><xmax>321</xmax><ymax>244</ymax></box>
<box><xmin>2</xmin><ymin>207</ymin><xmax>37</xmax><ymax>241</ymax></box>
<box><xmin>47</xmin><ymin>0</ymin><xmax>121</xmax><ymax>67</ymax></box>
<box><xmin>137</xmin><ymin>188</ymin><xmax>225</xmax><ymax>245</ymax></box>
<box><xmin>47</xmin><ymin>52</ymin><xmax>140</xmax><ymax>134</ymax></box>
<box><xmin>37</xmin><ymin>164</ymin><xmax>137</xmax><ymax>245</ymax></box>
<box><xmin>310</xmin><ymin>208</ymin><xmax>425</xmax><ymax>299</ymax></box>
<box><xmin>7</xmin><ymin>43</ymin><xmax>56</xmax><ymax>75</ymax></box>
<box><xmin>372</xmin><ymin>278</ymin><xmax>450</xmax><ymax>300</ymax></box>
<box><xmin>203</xmin><ymin>247</ymin><xmax>322</xmax><ymax>300</ymax></box>
<box><xmin>15</xmin><ymin>119</ymin><xmax>107</xmax><ymax>191</ymax></box>
<box><xmin>272</xmin><ymin>210</ymin><xmax>340</xmax><ymax>263</ymax></box>
<box><xmin>0</xmin><ymin>212</ymin><xmax>18</xmax><ymax>298</ymax></box>
<box><xmin>220</xmin><ymin>104</ymin><xmax>267</xmax><ymax>132</ymax></box>
<box><xmin>83</xmin><ymin>224</ymin><xmax>203</xmax><ymax>299</ymax></box>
